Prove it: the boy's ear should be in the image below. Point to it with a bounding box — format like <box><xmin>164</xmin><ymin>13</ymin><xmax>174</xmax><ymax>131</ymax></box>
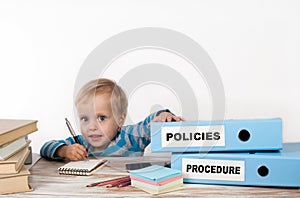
<box><xmin>119</xmin><ymin>112</ymin><xmax>126</xmax><ymax>126</ymax></box>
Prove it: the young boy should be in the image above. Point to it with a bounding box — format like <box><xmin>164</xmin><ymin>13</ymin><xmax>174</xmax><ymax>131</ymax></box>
<box><xmin>40</xmin><ymin>78</ymin><xmax>182</xmax><ymax>161</ymax></box>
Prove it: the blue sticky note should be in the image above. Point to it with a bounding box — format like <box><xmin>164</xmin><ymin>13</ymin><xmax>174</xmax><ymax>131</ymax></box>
<box><xmin>130</xmin><ymin>165</ymin><xmax>181</xmax><ymax>182</ymax></box>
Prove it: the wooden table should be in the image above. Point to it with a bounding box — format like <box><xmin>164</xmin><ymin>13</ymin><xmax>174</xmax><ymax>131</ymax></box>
<box><xmin>1</xmin><ymin>156</ymin><xmax>300</xmax><ymax>197</ymax></box>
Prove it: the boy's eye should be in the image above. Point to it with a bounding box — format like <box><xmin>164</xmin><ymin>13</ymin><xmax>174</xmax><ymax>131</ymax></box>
<box><xmin>98</xmin><ymin>116</ymin><xmax>106</xmax><ymax>121</ymax></box>
<box><xmin>81</xmin><ymin>117</ymin><xmax>89</xmax><ymax>122</ymax></box>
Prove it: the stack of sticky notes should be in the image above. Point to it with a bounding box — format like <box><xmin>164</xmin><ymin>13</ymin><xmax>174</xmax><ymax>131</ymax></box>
<box><xmin>129</xmin><ymin>165</ymin><xmax>183</xmax><ymax>194</ymax></box>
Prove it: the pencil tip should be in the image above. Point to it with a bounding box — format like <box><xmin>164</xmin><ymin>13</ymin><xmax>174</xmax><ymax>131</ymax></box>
<box><xmin>65</xmin><ymin>118</ymin><xmax>68</xmax><ymax>121</ymax></box>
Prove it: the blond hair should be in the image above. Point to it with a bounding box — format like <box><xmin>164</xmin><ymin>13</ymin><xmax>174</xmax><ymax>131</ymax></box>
<box><xmin>76</xmin><ymin>78</ymin><xmax>128</xmax><ymax>116</ymax></box>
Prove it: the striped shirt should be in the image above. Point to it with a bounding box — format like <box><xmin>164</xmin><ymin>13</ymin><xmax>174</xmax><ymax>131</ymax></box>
<box><xmin>40</xmin><ymin>110</ymin><xmax>168</xmax><ymax>160</ymax></box>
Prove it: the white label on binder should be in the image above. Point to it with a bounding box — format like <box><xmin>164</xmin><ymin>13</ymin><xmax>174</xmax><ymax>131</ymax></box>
<box><xmin>182</xmin><ymin>158</ymin><xmax>245</xmax><ymax>181</ymax></box>
<box><xmin>161</xmin><ymin>125</ymin><xmax>225</xmax><ymax>147</ymax></box>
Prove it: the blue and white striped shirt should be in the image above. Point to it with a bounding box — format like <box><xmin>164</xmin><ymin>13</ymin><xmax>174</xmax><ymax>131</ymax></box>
<box><xmin>40</xmin><ymin>111</ymin><xmax>164</xmax><ymax>160</ymax></box>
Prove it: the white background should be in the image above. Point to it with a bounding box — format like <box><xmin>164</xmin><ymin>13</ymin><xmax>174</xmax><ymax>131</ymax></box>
<box><xmin>0</xmin><ymin>0</ymin><xmax>299</xmax><ymax>153</ymax></box>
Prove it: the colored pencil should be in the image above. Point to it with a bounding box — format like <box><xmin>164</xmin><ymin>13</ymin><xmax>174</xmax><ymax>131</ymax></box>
<box><xmin>117</xmin><ymin>181</ymin><xmax>131</xmax><ymax>188</ymax></box>
<box><xmin>106</xmin><ymin>177</ymin><xmax>131</xmax><ymax>188</ymax></box>
<box><xmin>86</xmin><ymin>176</ymin><xmax>130</xmax><ymax>187</ymax></box>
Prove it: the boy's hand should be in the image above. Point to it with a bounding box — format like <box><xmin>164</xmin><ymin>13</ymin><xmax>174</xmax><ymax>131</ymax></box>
<box><xmin>152</xmin><ymin>112</ymin><xmax>183</xmax><ymax>123</ymax></box>
<box><xmin>56</xmin><ymin>144</ymin><xmax>88</xmax><ymax>161</ymax></box>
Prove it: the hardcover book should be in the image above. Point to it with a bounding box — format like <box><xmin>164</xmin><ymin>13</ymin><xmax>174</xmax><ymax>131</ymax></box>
<box><xmin>0</xmin><ymin>166</ymin><xmax>32</xmax><ymax>194</ymax></box>
<box><xmin>0</xmin><ymin>146</ymin><xmax>30</xmax><ymax>174</ymax></box>
<box><xmin>0</xmin><ymin>119</ymin><xmax>37</xmax><ymax>147</ymax></box>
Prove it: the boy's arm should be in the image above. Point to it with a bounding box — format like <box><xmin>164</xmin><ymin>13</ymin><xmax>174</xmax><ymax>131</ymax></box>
<box><xmin>127</xmin><ymin>109</ymin><xmax>180</xmax><ymax>151</ymax></box>
<box><xmin>39</xmin><ymin>136</ymin><xmax>79</xmax><ymax>160</ymax></box>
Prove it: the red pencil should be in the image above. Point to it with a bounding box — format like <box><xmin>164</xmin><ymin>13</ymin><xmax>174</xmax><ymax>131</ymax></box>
<box><xmin>101</xmin><ymin>176</ymin><xmax>130</xmax><ymax>187</ymax></box>
<box><xmin>117</xmin><ymin>181</ymin><xmax>131</xmax><ymax>188</ymax></box>
<box><xmin>105</xmin><ymin>177</ymin><xmax>131</xmax><ymax>188</ymax></box>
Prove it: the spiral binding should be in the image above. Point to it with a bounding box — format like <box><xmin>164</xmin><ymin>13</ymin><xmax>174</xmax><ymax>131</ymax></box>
<box><xmin>58</xmin><ymin>167</ymin><xmax>90</xmax><ymax>176</ymax></box>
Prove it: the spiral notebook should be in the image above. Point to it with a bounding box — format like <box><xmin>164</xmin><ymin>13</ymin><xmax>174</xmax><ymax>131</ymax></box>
<box><xmin>58</xmin><ymin>159</ymin><xmax>108</xmax><ymax>176</ymax></box>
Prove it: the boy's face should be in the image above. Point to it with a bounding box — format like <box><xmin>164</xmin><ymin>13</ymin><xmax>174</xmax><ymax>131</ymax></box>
<box><xmin>76</xmin><ymin>93</ymin><xmax>122</xmax><ymax>151</ymax></box>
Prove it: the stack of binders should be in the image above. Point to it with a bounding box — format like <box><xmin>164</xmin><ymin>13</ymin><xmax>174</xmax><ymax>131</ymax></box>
<box><xmin>0</xmin><ymin>119</ymin><xmax>38</xmax><ymax>194</ymax></box>
<box><xmin>151</xmin><ymin>118</ymin><xmax>300</xmax><ymax>187</ymax></box>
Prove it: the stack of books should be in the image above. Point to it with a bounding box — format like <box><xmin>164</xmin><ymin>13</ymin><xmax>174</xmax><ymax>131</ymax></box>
<box><xmin>151</xmin><ymin>118</ymin><xmax>300</xmax><ymax>187</ymax></box>
<box><xmin>129</xmin><ymin>165</ymin><xmax>183</xmax><ymax>194</ymax></box>
<box><xmin>0</xmin><ymin>119</ymin><xmax>38</xmax><ymax>194</ymax></box>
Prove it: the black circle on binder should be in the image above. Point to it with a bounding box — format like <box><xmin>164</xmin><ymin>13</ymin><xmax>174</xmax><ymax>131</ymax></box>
<box><xmin>238</xmin><ymin>129</ymin><xmax>251</xmax><ymax>142</ymax></box>
<box><xmin>257</xmin><ymin>165</ymin><xmax>269</xmax><ymax>177</ymax></box>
